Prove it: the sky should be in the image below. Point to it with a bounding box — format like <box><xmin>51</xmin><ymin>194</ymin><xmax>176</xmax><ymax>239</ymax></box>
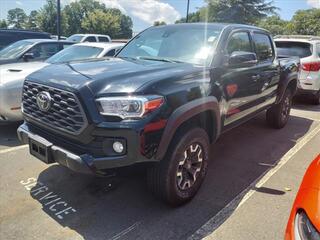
<box><xmin>0</xmin><ymin>0</ymin><xmax>319</xmax><ymax>33</ymax></box>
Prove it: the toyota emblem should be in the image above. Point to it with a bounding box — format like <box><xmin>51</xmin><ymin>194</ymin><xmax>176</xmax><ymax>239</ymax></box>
<box><xmin>36</xmin><ymin>91</ymin><xmax>52</xmax><ymax>112</ymax></box>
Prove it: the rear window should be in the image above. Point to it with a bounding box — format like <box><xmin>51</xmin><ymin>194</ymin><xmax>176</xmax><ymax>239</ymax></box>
<box><xmin>98</xmin><ymin>36</ymin><xmax>109</xmax><ymax>42</ymax></box>
<box><xmin>275</xmin><ymin>41</ymin><xmax>312</xmax><ymax>58</ymax></box>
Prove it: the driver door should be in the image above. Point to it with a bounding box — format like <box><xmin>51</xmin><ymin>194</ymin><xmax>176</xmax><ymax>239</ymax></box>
<box><xmin>221</xmin><ymin>31</ymin><xmax>261</xmax><ymax>126</ymax></box>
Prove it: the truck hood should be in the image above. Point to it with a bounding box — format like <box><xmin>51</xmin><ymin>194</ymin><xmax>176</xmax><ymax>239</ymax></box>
<box><xmin>0</xmin><ymin>62</ymin><xmax>49</xmax><ymax>85</ymax></box>
<box><xmin>27</xmin><ymin>58</ymin><xmax>200</xmax><ymax>95</ymax></box>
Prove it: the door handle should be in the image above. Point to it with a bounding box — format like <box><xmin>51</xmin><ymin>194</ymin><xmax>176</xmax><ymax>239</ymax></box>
<box><xmin>252</xmin><ymin>74</ymin><xmax>261</xmax><ymax>82</ymax></box>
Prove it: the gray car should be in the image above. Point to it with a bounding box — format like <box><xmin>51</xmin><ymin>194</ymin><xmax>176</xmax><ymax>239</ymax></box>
<box><xmin>0</xmin><ymin>42</ymin><xmax>124</xmax><ymax>123</ymax></box>
<box><xmin>0</xmin><ymin>39</ymin><xmax>74</xmax><ymax>65</ymax></box>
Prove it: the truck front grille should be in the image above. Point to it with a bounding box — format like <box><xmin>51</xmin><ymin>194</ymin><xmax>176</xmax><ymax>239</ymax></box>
<box><xmin>22</xmin><ymin>81</ymin><xmax>87</xmax><ymax>135</ymax></box>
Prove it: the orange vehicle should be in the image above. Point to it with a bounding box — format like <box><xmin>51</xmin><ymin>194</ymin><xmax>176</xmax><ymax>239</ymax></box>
<box><xmin>285</xmin><ymin>154</ymin><xmax>320</xmax><ymax>240</ymax></box>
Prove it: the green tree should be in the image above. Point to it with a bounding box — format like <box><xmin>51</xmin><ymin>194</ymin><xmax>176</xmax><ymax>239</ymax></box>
<box><xmin>63</xmin><ymin>0</ymin><xmax>132</xmax><ymax>38</ymax></box>
<box><xmin>7</xmin><ymin>8</ymin><xmax>27</xmax><ymax>28</ymax></box>
<box><xmin>0</xmin><ymin>19</ymin><xmax>8</xmax><ymax>28</ymax></box>
<box><xmin>288</xmin><ymin>9</ymin><xmax>320</xmax><ymax>36</ymax></box>
<box><xmin>63</xmin><ymin>0</ymin><xmax>106</xmax><ymax>35</ymax></box>
<box><xmin>81</xmin><ymin>9</ymin><xmax>121</xmax><ymax>38</ymax></box>
<box><xmin>37</xmin><ymin>0</ymin><xmax>68</xmax><ymax>35</ymax></box>
<box><xmin>257</xmin><ymin>15</ymin><xmax>290</xmax><ymax>35</ymax></box>
<box><xmin>26</xmin><ymin>10</ymin><xmax>39</xmax><ymax>30</ymax></box>
<box><xmin>176</xmin><ymin>0</ymin><xmax>277</xmax><ymax>24</ymax></box>
<box><xmin>175</xmin><ymin>12</ymin><xmax>201</xmax><ymax>23</ymax></box>
<box><xmin>105</xmin><ymin>8</ymin><xmax>132</xmax><ymax>38</ymax></box>
<box><xmin>154</xmin><ymin>21</ymin><xmax>167</xmax><ymax>26</ymax></box>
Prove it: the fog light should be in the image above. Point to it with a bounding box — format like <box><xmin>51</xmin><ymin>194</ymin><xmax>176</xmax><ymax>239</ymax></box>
<box><xmin>113</xmin><ymin>141</ymin><xmax>124</xmax><ymax>153</ymax></box>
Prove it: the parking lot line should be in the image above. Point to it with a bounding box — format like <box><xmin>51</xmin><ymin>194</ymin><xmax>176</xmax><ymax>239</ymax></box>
<box><xmin>110</xmin><ymin>221</ymin><xmax>141</xmax><ymax>240</ymax></box>
<box><xmin>0</xmin><ymin>145</ymin><xmax>27</xmax><ymax>155</ymax></box>
<box><xmin>189</xmin><ymin>122</ymin><xmax>320</xmax><ymax>240</ymax></box>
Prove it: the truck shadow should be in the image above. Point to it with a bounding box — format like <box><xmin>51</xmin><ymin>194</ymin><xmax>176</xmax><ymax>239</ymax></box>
<box><xmin>0</xmin><ymin>122</ymin><xmax>22</xmax><ymax>148</ymax></box>
<box><xmin>30</xmin><ymin>113</ymin><xmax>316</xmax><ymax>240</ymax></box>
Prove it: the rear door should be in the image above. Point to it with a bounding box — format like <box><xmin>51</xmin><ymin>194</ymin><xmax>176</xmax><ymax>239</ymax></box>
<box><xmin>251</xmin><ymin>32</ymin><xmax>279</xmax><ymax>107</ymax></box>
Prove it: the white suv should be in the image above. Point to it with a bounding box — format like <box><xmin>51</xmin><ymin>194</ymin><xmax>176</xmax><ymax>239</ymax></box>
<box><xmin>67</xmin><ymin>34</ymin><xmax>111</xmax><ymax>43</ymax></box>
<box><xmin>275</xmin><ymin>35</ymin><xmax>320</xmax><ymax>104</ymax></box>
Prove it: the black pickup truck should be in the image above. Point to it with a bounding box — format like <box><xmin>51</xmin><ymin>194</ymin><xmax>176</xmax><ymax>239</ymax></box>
<box><xmin>18</xmin><ymin>23</ymin><xmax>299</xmax><ymax>205</ymax></box>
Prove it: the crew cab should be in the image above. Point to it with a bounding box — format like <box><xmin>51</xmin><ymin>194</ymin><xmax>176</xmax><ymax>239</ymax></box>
<box><xmin>18</xmin><ymin>23</ymin><xmax>299</xmax><ymax>205</ymax></box>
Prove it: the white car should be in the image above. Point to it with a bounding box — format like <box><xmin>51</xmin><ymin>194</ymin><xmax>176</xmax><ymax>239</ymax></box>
<box><xmin>67</xmin><ymin>34</ymin><xmax>111</xmax><ymax>43</ymax></box>
<box><xmin>275</xmin><ymin>35</ymin><xmax>320</xmax><ymax>104</ymax></box>
<box><xmin>0</xmin><ymin>42</ymin><xmax>124</xmax><ymax>123</ymax></box>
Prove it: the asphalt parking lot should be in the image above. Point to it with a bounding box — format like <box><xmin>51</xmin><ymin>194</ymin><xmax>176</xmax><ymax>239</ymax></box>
<box><xmin>0</xmin><ymin>100</ymin><xmax>319</xmax><ymax>240</ymax></box>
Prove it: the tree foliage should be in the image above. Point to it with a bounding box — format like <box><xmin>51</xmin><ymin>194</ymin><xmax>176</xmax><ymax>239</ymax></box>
<box><xmin>0</xmin><ymin>20</ymin><xmax>8</xmax><ymax>28</ymax></box>
<box><xmin>288</xmin><ymin>9</ymin><xmax>320</xmax><ymax>36</ymax></box>
<box><xmin>26</xmin><ymin>10</ymin><xmax>39</xmax><ymax>30</ymax></box>
<box><xmin>154</xmin><ymin>21</ymin><xmax>167</xmax><ymax>26</ymax></box>
<box><xmin>176</xmin><ymin>0</ymin><xmax>277</xmax><ymax>24</ymax></box>
<box><xmin>36</xmin><ymin>0</ymin><xmax>68</xmax><ymax>35</ymax></box>
<box><xmin>81</xmin><ymin>9</ymin><xmax>121</xmax><ymax>37</ymax></box>
<box><xmin>7</xmin><ymin>8</ymin><xmax>27</xmax><ymax>28</ymax></box>
<box><xmin>257</xmin><ymin>15</ymin><xmax>290</xmax><ymax>35</ymax></box>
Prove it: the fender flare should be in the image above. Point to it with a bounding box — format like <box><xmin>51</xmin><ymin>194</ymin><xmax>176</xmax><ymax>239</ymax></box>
<box><xmin>276</xmin><ymin>74</ymin><xmax>298</xmax><ymax>104</ymax></box>
<box><xmin>155</xmin><ymin>96</ymin><xmax>221</xmax><ymax>161</ymax></box>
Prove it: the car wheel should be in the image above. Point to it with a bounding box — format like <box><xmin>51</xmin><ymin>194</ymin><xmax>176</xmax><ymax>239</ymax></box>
<box><xmin>266</xmin><ymin>89</ymin><xmax>292</xmax><ymax>129</ymax></box>
<box><xmin>147</xmin><ymin>127</ymin><xmax>210</xmax><ymax>206</ymax></box>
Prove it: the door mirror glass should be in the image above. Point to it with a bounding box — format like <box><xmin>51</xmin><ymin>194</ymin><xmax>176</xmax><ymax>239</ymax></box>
<box><xmin>229</xmin><ymin>51</ymin><xmax>257</xmax><ymax>67</ymax></box>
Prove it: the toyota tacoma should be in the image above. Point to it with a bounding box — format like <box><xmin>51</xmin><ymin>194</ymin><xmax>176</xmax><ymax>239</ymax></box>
<box><xmin>18</xmin><ymin>23</ymin><xmax>299</xmax><ymax>205</ymax></box>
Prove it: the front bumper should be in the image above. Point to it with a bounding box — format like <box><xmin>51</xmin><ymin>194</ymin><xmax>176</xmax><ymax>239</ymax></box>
<box><xmin>17</xmin><ymin>123</ymin><xmax>155</xmax><ymax>174</ymax></box>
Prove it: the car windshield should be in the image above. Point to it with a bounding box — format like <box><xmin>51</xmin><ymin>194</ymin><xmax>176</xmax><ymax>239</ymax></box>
<box><xmin>46</xmin><ymin>45</ymin><xmax>103</xmax><ymax>64</ymax></box>
<box><xmin>275</xmin><ymin>41</ymin><xmax>312</xmax><ymax>58</ymax></box>
<box><xmin>67</xmin><ymin>35</ymin><xmax>84</xmax><ymax>42</ymax></box>
<box><xmin>0</xmin><ymin>40</ymin><xmax>33</xmax><ymax>59</ymax></box>
<box><xmin>117</xmin><ymin>25</ymin><xmax>223</xmax><ymax>66</ymax></box>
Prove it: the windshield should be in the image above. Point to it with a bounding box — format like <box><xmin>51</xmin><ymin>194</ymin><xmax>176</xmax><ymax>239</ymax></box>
<box><xmin>0</xmin><ymin>40</ymin><xmax>33</xmax><ymax>59</ymax></box>
<box><xmin>275</xmin><ymin>41</ymin><xmax>312</xmax><ymax>58</ymax></box>
<box><xmin>46</xmin><ymin>45</ymin><xmax>103</xmax><ymax>64</ymax></box>
<box><xmin>67</xmin><ymin>35</ymin><xmax>84</xmax><ymax>42</ymax></box>
<box><xmin>117</xmin><ymin>25</ymin><xmax>222</xmax><ymax>66</ymax></box>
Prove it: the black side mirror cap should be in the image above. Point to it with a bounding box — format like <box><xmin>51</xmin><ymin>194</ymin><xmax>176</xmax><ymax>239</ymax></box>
<box><xmin>22</xmin><ymin>52</ymin><xmax>34</xmax><ymax>61</ymax></box>
<box><xmin>229</xmin><ymin>51</ymin><xmax>258</xmax><ymax>67</ymax></box>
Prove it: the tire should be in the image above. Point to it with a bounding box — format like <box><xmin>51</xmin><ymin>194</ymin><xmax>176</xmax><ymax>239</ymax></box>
<box><xmin>266</xmin><ymin>89</ymin><xmax>292</xmax><ymax>129</ymax></box>
<box><xmin>147</xmin><ymin>127</ymin><xmax>210</xmax><ymax>206</ymax></box>
<box><xmin>313</xmin><ymin>91</ymin><xmax>320</xmax><ymax>105</ymax></box>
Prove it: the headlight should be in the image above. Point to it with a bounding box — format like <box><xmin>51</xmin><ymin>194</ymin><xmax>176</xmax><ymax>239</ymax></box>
<box><xmin>295</xmin><ymin>211</ymin><xmax>320</xmax><ymax>240</ymax></box>
<box><xmin>96</xmin><ymin>95</ymin><xmax>164</xmax><ymax>119</ymax></box>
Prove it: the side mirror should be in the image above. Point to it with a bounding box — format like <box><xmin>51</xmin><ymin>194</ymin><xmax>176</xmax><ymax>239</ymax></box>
<box><xmin>22</xmin><ymin>52</ymin><xmax>34</xmax><ymax>61</ymax></box>
<box><xmin>229</xmin><ymin>51</ymin><xmax>257</xmax><ymax>67</ymax></box>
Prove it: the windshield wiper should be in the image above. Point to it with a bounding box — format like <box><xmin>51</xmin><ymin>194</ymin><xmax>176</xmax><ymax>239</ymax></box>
<box><xmin>137</xmin><ymin>56</ymin><xmax>184</xmax><ymax>63</ymax></box>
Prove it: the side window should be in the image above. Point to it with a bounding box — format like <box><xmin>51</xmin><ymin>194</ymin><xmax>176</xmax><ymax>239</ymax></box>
<box><xmin>98</xmin><ymin>37</ymin><xmax>109</xmax><ymax>42</ymax></box>
<box><xmin>227</xmin><ymin>32</ymin><xmax>252</xmax><ymax>54</ymax></box>
<box><xmin>317</xmin><ymin>43</ymin><xmax>320</xmax><ymax>57</ymax></box>
<box><xmin>253</xmin><ymin>33</ymin><xmax>274</xmax><ymax>61</ymax></box>
<box><xmin>104</xmin><ymin>49</ymin><xmax>116</xmax><ymax>57</ymax></box>
<box><xmin>28</xmin><ymin>43</ymin><xmax>60</xmax><ymax>59</ymax></box>
<box><xmin>84</xmin><ymin>36</ymin><xmax>97</xmax><ymax>42</ymax></box>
